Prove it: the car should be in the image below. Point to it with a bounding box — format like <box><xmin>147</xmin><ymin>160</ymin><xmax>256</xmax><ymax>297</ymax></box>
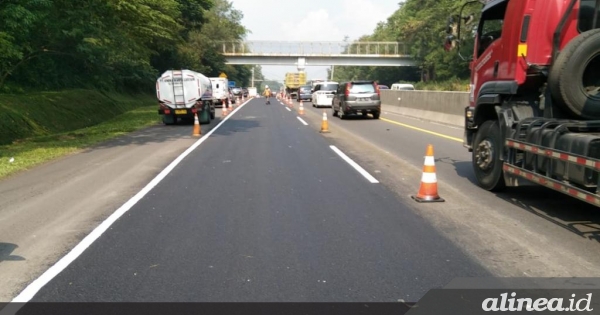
<box><xmin>311</xmin><ymin>81</ymin><xmax>338</xmax><ymax>108</ymax></box>
<box><xmin>332</xmin><ymin>81</ymin><xmax>381</xmax><ymax>119</ymax></box>
<box><xmin>297</xmin><ymin>85</ymin><xmax>312</xmax><ymax>102</ymax></box>
<box><xmin>242</xmin><ymin>88</ymin><xmax>249</xmax><ymax>97</ymax></box>
<box><xmin>230</xmin><ymin>87</ymin><xmax>243</xmax><ymax>97</ymax></box>
<box><xmin>390</xmin><ymin>83</ymin><xmax>415</xmax><ymax>91</ymax></box>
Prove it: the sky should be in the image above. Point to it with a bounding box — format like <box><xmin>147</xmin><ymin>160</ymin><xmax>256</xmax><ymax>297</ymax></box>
<box><xmin>228</xmin><ymin>0</ymin><xmax>401</xmax><ymax>83</ymax></box>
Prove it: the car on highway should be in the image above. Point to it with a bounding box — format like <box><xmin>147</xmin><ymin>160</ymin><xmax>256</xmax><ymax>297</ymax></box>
<box><xmin>311</xmin><ymin>81</ymin><xmax>338</xmax><ymax>108</ymax></box>
<box><xmin>230</xmin><ymin>87</ymin><xmax>243</xmax><ymax>98</ymax></box>
<box><xmin>391</xmin><ymin>83</ymin><xmax>415</xmax><ymax>91</ymax></box>
<box><xmin>332</xmin><ymin>81</ymin><xmax>381</xmax><ymax>119</ymax></box>
<box><xmin>297</xmin><ymin>85</ymin><xmax>312</xmax><ymax>102</ymax></box>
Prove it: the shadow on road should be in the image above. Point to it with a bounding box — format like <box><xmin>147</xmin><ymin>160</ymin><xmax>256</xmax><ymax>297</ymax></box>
<box><xmin>211</xmin><ymin>118</ymin><xmax>261</xmax><ymax>137</ymax></box>
<box><xmin>334</xmin><ymin>114</ymin><xmax>379</xmax><ymax>121</ymax></box>
<box><xmin>0</xmin><ymin>243</ymin><xmax>25</xmax><ymax>262</ymax></box>
<box><xmin>436</xmin><ymin>157</ymin><xmax>600</xmax><ymax>243</ymax></box>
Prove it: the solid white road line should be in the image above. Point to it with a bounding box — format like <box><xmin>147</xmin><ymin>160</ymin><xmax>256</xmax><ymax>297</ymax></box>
<box><xmin>286</xmin><ymin>107</ymin><xmax>291</xmax><ymax>111</ymax></box>
<box><xmin>8</xmin><ymin>98</ymin><xmax>253</xmax><ymax>304</ymax></box>
<box><xmin>330</xmin><ymin>145</ymin><xmax>379</xmax><ymax>183</ymax></box>
<box><xmin>296</xmin><ymin>117</ymin><xmax>308</xmax><ymax>126</ymax></box>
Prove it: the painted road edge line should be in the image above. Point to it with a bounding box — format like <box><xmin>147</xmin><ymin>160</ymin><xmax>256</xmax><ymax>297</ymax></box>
<box><xmin>7</xmin><ymin>97</ymin><xmax>253</xmax><ymax>305</ymax></box>
<box><xmin>330</xmin><ymin>145</ymin><xmax>379</xmax><ymax>184</ymax></box>
<box><xmin>380</xmin><ymin>117</ymin><xmax>462</xmax><ymax>143</ymax></box>
<box><xmin>296</xmin><ymin>117</ymin><xmax>308</xmax><ymax>126</ymax></box>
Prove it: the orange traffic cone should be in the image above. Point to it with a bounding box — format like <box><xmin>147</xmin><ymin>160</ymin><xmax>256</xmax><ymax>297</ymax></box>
<box><xmin>319</xmin><ymin>111</ymin><xmax>330</xmax><ymax>133</ymax></box>
<box><xmin>412</xmin><ymin>144</ymin><xmax>444</xmax><ymax>202</ymax></box>
<box><xmin>192</xmin><ymin>112</ymin><xmax>201</xmax><ymax>137</ymax></box>
<box><xmin>299</xmin><ymin>101</ymin><xmax>304</xmax><ymax>115</ymax></box>
<box><xmin>222</xmin><ymin>102</ymin><xmax>228</xmax><ymax>116</ymax></box>
<box><xmin>236</xmin><ymin>97</ymin><xmax>241</xmax><ymax>106</ymax></box>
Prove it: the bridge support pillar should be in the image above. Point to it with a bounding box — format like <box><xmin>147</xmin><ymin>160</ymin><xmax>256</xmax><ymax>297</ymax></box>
<box><xmin>297</xmin><ymin>58</ymin><xmax>306</xmax><ymax>71</ymax></box>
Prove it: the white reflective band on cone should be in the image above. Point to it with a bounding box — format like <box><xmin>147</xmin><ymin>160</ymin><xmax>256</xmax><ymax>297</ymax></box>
<box><xmin>421</xmin><ymin>172</ymin><xmax>437</xmax><ymax>183</ymax></box>
<box><xmin>424</xmin><ymin>156</ymin><xmax>435</xmax><ymax>166</ymax></box>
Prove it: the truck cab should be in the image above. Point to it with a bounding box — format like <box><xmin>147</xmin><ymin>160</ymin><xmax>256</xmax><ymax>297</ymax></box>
<box><xmin>446</xmin><ymin>0</ymin><xmax>600</xmax><ymax>206</ymax></box>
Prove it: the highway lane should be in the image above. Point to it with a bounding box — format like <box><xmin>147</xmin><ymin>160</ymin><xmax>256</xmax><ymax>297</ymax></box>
<box><xmin>26</xmin><ymin>97</ymin><xmax>489</xmax><ymax>302</ymax></box>
<box><xmin>296</xmin><ymin>98</ymin><xmax>600</xmax><ymax>277</ymax></box>
<box><xmin>0</xmin><ymin>109</ymin><xmax>229</xmax><ymax>301</ymax></box>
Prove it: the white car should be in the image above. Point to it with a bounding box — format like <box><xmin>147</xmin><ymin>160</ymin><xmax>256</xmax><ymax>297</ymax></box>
<box><xmin>390</xmin><ymin>83</ymin><xmax>415</xmax><ymax>91</ymax></box>
<box><xmin>311</xmin><ymin>81</ymin><xmax>338</xmax><ymax>108</ymax></box>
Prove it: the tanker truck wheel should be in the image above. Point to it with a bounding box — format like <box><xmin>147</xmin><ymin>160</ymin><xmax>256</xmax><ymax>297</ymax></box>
<box><xmin>548</xmin><ymin>29</ymin><xmax>600</xmax><ymax>119</ymax></box>
<box><xmin>472</xmin><ymin>120</ymin><xmax>506</xmax><ymax>192</ymax></box>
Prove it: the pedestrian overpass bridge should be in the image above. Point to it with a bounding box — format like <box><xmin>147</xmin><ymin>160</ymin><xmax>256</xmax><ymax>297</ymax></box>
<box><xmin>216</xmin><ymin>41</ymin><xmax>416</xmax><ymax>69</ymax></box>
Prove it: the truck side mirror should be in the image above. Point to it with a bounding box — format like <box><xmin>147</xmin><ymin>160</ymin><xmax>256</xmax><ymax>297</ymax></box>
<box><xmin>446</xmin><ymin>16</ymin><xmax>459</xmax><ymax>37</ymax></box>
<box><xmin>444</xmin><ymin>35</ymin><xmax>457</xmax><ymax>52</ymax></box>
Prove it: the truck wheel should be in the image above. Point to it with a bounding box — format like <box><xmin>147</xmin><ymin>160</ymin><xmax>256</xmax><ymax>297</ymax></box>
<box><xmin>472</xmin><ymin>120</ymin><xmax>506</xmax><ymax>191</ymax></box>
<box><xmin>162</xmin><ymin>115</ymin><xmax>176</xmax><ymax>125</ymax></box>
<box><xmin>199</xmin><ymin>109</ymin><xmax>210</xmax><ymax>124</ymax></box>
<box><xmin>548</xmin><ymin>29</ymin><xmax>600</xmax><ymax>119</ymax></box>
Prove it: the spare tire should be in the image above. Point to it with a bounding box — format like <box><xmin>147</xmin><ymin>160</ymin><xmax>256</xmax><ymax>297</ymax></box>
<box><xmin>548</xmin><ymin>29</ymin><xmax>600</xmax><ymax>119</ymax></box>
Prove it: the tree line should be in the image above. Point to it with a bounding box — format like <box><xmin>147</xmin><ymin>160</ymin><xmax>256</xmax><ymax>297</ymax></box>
<box><xmin>0</xmin><ymin>0</ymin><xmax>259</xmax><ymax>93</ymax></box>
<box><xmin>332</xmin><ymin>0</ymin><xmax>477</xmax><ymax>90</ymax></box>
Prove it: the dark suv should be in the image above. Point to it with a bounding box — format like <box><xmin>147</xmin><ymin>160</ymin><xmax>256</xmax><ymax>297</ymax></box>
<box><xmin>297</xmin><ymin>85</ymin><xmax>312</xmax><ymax>102</ymax></box>
<box><xmin>332</xmin><ymin>81</ymin><xmax>381</xmax><ymax>119</ymax></box>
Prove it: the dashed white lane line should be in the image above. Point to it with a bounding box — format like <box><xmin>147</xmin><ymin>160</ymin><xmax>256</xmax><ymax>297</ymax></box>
<box><xmin>330</xmin><ymin>145</ymin><xmax>379</xmax><ymax>184</ymax></box>
<box><xmin>286</xmin><ymin>107</ymin><xmax>291</xmax><ymax>112</ymax></box>
<box><xmin>6</xmin><ymin>98</ymin><xmax>253</xmax><ymax>305</ymax></box>
<box><xmin>297</xmin><ymin>117</ymin><xmax>308</xmax><ymax>126</ymax></box>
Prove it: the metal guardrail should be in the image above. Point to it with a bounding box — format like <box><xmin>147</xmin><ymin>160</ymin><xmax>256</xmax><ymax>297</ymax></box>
<box><xmin>216</xmin><ymin>41</ymin><xmax>409</xmax><ymax>57</ymax></box>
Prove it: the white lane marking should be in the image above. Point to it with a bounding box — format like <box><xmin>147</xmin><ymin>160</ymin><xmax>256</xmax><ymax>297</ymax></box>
<box><xmin>286</xmin><ymin>107</ymin><xmax>291</xmax><ymax>111</ymax></box>
<box><xmin>296</xmin><ymin>117</ymin><xmax>308</xmax><ymax>126</ymax></box>
<box><xmin>8</xmin><ymin>98</ymin><xmax>253</xmax><ymax>304</ymax></box>
<box><xmin>330</xmin><ymin>145</ymin><xmax>379</xmax><ymax>184</ymax></box>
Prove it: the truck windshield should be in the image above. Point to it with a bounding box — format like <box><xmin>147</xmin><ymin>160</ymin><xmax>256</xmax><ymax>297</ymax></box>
<box><xmin>579</xmin><ymin>0</ymin><xmax>600</xmax><ymax>32</ymax></box>
<box><xmin>477</xmin><ymin>2</ymin><xmax>506</xmax><ymax>57</ymax></box>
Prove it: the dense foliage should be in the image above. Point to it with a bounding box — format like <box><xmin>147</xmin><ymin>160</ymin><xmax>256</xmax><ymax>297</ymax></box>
<box><xmin>0</xmin><ymin>0</ymin><xmax>258</xmax><ymax>93</ymax></box>
<box><xmin>333</xmin><ymin>0</ymin><xmax>478</xmax><ymax>89</ymax></box>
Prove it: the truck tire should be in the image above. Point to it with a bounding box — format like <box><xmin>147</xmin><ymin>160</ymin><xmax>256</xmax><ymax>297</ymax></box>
<box><xmin>199</xmin><ymin>108</ymin><xmax>210</xmax><ymax>124</ymax></box>
<box><xmin>162</xmin><ymin>114</ymin><xmax>176</xmax><ymax>125</ymax></box>
<box><xmin>548</xmin><ymin>29</ymin><xmax>600</xmax><ymax>119</ymax></box>
<box><xmin>472</xmin><ymin>120</ymin><xmax>506</xmax><ymax>191</ymax></box>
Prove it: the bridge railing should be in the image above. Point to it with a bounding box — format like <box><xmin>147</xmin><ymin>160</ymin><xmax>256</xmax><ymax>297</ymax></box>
<box><xmin>216</xmin><ymin>41</ymin><xmax>409</xmax><ymax>57</ymax></box>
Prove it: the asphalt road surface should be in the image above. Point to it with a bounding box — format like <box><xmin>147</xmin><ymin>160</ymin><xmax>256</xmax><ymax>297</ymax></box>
<box><xmin>22</xmin><ymin>97</ymin><xmax>489</xmax><ymax>302</ymax></box>
<box><xmin>5</xmin><ymin>95</ymin><xmax>600</xmax><ymax>305</ymax></box>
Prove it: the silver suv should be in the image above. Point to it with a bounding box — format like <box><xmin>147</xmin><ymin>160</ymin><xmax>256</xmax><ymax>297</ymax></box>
<box><xmin>332</xmin><ymin>81</ymin><xmax>381</xmax><ymax>119</ymax></box>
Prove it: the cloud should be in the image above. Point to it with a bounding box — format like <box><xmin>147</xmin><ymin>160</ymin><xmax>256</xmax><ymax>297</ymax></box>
<box><xmin>335</xmin><ymin>0</ymin><xmax>390</xmax><ymax>39</ymax></box>
<box><xmin>281</xmin><ymin>9</ymin><xmax>343</xmax><ymax>41</ymax></box>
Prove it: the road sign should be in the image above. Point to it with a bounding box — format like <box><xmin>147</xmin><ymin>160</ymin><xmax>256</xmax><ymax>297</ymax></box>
<box><xmin>228</xmin><ymin>81</ymin><xmax>236</xmax><ymax>87</ymax></box>
<box><xmin>219</xmin><ymin>72</ymin><xmax>227</xmax><ymax>78</ymax></box>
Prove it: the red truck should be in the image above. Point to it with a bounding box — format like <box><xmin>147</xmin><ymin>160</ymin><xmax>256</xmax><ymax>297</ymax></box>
<box><xmin>445</xmin><ymin>0</ymin><xmax>600</xmax><ymax>206</ymax></box>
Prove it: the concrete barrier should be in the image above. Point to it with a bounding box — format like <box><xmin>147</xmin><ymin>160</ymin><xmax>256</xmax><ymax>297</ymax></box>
<box><xmin>380</xmin><ymin>90</ymin><xmax>468</xmax><ymax>127</ymax></box>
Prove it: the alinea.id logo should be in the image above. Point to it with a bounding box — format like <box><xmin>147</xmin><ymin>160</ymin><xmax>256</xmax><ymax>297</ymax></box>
<box><xmin>482</xmin><ymin>292</ymin><xmax>593</xmax><ymax>312</ymax></box>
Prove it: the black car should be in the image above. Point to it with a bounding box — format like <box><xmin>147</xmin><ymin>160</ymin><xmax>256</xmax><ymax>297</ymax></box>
<box><xmin>297</xmin><ymin>85</ymin><xmax>312</xmax><ymax>102</ymax></box>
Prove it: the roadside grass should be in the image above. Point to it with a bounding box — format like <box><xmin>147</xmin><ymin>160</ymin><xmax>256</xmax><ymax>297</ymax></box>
<box><xmin>0</xmin><ymin>104</ymin><xmax>161</xmax><ymax>180</ymax></box>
